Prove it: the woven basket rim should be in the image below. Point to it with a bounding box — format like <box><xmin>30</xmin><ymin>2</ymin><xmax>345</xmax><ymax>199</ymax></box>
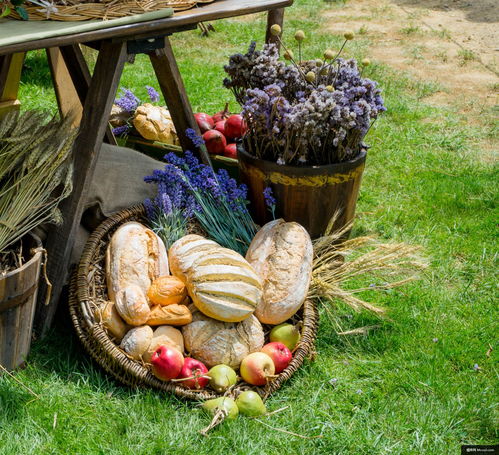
<box><xmin>70</xmin><ymin>204</ymin><xmax>319</xmax><ymax>401</ymax></box>
<box><xmin>9</xmin><ymin>0</ymin><xmax>208</xmax><ymax>21</ymax></box>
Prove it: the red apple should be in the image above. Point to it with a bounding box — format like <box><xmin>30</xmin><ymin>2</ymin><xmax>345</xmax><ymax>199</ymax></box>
<box><xmin>151</xmin><ymin>345</ymin><xmax>184</xmax><ymax>381</ymax></box>
<box><xmin>212</xmin><ymin>103</ymin><xmax>231</xmax><ymax>123</ymax></box>
<box><xmin>176</xmin><ymin>357</ymin><xmax>209</xmax><ymax>389</ymax></box>
<box><xmin>224</xmin><ymin>143</ymin><xmax>237</xmax><ymax>159</ymax></box>
<box><xmin>240</xmin><ymin>352</ymin><xmax>275</xmax><ymax>386</ymax></box>
<box><xmin>194</xmin><ymin>113</ymin><xmax>214</xmax><ymax>133</ymax></box>
<box><xmin>202</xmin><ymin>129</ymin><xmax>227</xmax><ymax>155</ymax></box>
<box><xmin>224</xmin><ymin>114</ymin><xmax>247</xmax><ymax>140</ymax></box>
<box><xmin>261</xmin><ymin>342</ymin><xmax>292</xmax><ymax>374</ymax></box>
<box><xmin>214</xmin><ymin>120</ymin><xmax>226</xmax><ymax>135</ymax></box>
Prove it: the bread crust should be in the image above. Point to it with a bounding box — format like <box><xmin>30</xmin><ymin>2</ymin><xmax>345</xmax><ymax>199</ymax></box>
<box><xmin>246</xmin><ymin>220</ymin><xmax>313</xmax><ymax>325</ymax></box>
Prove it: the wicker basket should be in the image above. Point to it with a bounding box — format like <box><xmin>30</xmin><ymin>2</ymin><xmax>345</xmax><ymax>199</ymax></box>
<box><xmin>10</xmin><ymin>0</ymin><xmax>213</xmax><ymax>21</ymax></box>
<box><xmin>69</xmin><ymin>204</ymin><xmax>319</xmax><ymax>401</ymax></box>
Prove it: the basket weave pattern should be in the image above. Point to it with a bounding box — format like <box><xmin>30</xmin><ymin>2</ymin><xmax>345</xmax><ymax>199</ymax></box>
<box><xmin>12</xmin><ymin>0</ymin><xmax>213</xmax><ymax>21</ymax></box>
<box><xmin>69</xmin><ymin>204</ymin><xmax>318</xmax><ymax>400</ymax></box>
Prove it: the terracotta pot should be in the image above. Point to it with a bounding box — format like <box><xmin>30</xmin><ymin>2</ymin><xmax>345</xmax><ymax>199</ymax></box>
<box><xmin>0</xmin><ymin>233</ymin><xmax>43</xmax><ymax>371</ymax></box>
<box><xmin>237</xmin><ymin>146</ymin><xmax>366</xmax><ymax>239</ymax></box>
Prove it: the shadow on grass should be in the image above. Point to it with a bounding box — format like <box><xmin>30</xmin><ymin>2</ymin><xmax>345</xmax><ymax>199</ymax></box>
<box><xmin>22</xmin><ymin>50</ymin><xmax>52</xmax><ymax>89</ymax></box>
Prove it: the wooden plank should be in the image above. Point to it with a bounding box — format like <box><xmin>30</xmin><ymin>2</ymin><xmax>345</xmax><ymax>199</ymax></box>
<box><xmin>34</xmin><ymin>40</ymin><xmax>128</xmax><ymax>336</ymax></box>
<box><xmin>266</xmin><ymin>8</ymin><xmax>285</xmax><ymax>52</ymax></box>
<box><xmin>0</xmin><ymin>53</ymin><xmax>24</xmax><ymax>115</ymax></box>
<box><xmin>0</xmin><ymin>0</ymin><xmax>294</xmax><ymax>56</ymax></box>
<box><xmin>53</xmin><ymin>45</ymin><xmax>116</xmax><ymax>144</ymax></box>
<box><xmin>46</xmin><ymin>48</ymin><xmax>83</xmax><ymax>125</ymax></box>
<box><xmin>149</xmin><ymin>38</ymin><xmax>211</xmax><ymax>165</ymax></box>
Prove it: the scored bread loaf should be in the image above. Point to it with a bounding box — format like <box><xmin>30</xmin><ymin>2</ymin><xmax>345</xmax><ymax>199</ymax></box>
<box><xmin>106</xmin><ymin>222</ymin><xmax>169</xmax><ymax>302</ymax></box>
<box><xmin>182</xmin><ymin>306</ymin><xmax>264</xmax><ymax>368</ymax></box>
<box><xmin>168</xmin><ymin>234</ymin><xmax>218</xmax><ymax>282</ymax></box>
<box><xmin>186</xmin><ymin>247</ymin><xmax>262</xmax><ymax>323</ymax></box>
<box><xmin>146</xmin><ymin>303</ymin><xmax>192</xmax><ymax>326</ymax></box>
<box><xmin>246</xmin><ymin>219</ymin><xmax>313</xmax><ymax>325</ymax></box>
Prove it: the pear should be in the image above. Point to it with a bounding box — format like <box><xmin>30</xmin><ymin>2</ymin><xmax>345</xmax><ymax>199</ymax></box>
<box><xmin>202</xmin><ymin>397</ymin><xmax>239</xmax><ymax>420</ymax></box>
<box><xmin>270</xmin><ymin>323</ymin><xmax>301</xmax><ymax>351</ymax></box>
<box><xmin>208</xmin><ymin>364</ymin><xmax>238</xmax><ymax>393</ymax></box>
<box><xmin>235</xmin><ymin>391</ymin><xmax>266</xmax><ymax>417</ymax></box>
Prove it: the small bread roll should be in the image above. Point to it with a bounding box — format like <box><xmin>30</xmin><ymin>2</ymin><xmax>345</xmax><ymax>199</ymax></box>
<box><xmin>143</xmin><ymin>326</ymin><xmax>184</xmax><ymax>363</ymax></box>
<box><xmin>120</xmin><ymin>326</ymin><xmax>153</xmax><ymax>360</ymax></box>
<box><xmin>96</xmin><ymin>301</ymin><xmax>129</xmax><ymax>342</ymax></box>
<box><xmin>115</xmin><ymin>284</ymin><xmax>151</xmax><ymax>326</ymax></box>
<box><xmin>146</xmin><ymin>304</ymin><xmax>192</xmax><ymax>326</ymax></box>
<box><xmin>147</xmin><ymin>276</ymin><xmax>187</xmax><ymax>306</ymax></box>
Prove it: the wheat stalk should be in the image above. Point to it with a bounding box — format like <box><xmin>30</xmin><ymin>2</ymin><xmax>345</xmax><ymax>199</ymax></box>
<box><xmin>309</xmin><ymin>215</ymin><xmax>427</xmax><ymax>315</ymax></box>
<box><xmin>0</xmin><ymin>111</ymin><xmax>76</xmax><ymax>257</ymax></box>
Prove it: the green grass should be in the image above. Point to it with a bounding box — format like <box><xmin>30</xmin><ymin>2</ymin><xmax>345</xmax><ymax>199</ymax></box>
<box><xmin>2</xmin><ymin>1</ymin><xmax>498</xmax><ymax>453</ymax></box>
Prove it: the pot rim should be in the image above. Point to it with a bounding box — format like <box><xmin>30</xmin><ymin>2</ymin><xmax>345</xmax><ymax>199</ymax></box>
<box><xmin>237</xmin><ymin>142</ymin><xmax>367</xmax><ymax>173</ymax></box>
<box><xmin>1</xmin><ymin>232</ymin><xmax>43</xmax><ymax>280</ymax></box>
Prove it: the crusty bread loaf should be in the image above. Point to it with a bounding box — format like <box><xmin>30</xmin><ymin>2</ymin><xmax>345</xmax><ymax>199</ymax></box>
<box><xmin>143</xmin><ymin>325</ymin><xmax>184</xmax><ymax>363</ymax></box>
<box><xmin>182</xmin><ymin>306</ymin><xmax>264</xmax><ymax>368</ymax></box>
<box><xmin>120</xmin><ymin>325</ymin><xmax>153</xmax><ymax>360</ymax></box>
<box><xmin>147</xmin><ymin>275</ymin><xmax>187</xmax><ymax>306</ymax></box>
<box><xmin>168</xmin><ymin>234</ymin><xmax>218</xmax><ymax>282</ymax></box>
<box><xmin>106</xmin><ymin>222</ymin><xmax>169</xmax><ymax>303</ymax></box>
<box><xmin>115</xmin><ymin>284</ymin><xmax>151</xmax><ymax>326</ymax></box>
<box><xmin>146</xmin><ymin>303</ymin><xmax>192</xmax><ymax>326</ymax></box>
<box><xmin>96</xmin><ymin>301</ymin><xmax>129</xmax><ymax>342</ymax></box>
<box><xmin>246</xmin><ymin>219</ymin><xmax>313</xmax><ymax>325</ymax></box>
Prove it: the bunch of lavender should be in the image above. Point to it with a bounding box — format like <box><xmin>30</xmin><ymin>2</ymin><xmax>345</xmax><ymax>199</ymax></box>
<box><xmin>224</xmin><ymin>28</ymin><xmax>386</xmax><ymax>165</ymax></box>
<box><xmin>144</xmin><ymin>136</ymin><xmax>257</xmax><ymax>254</ymax></box>
<box><xmin>112</xmin><ymin>86</ymin><xmax>160</xmax><ymax>137</ymax></box>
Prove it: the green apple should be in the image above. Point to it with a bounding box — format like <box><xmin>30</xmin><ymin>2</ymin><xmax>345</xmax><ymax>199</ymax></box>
<box><xmin>235</xmin><ymin>391</ymin><xmax>266</xmax><ymax>417</ymax></box>
<box><xmin>202</xmin><ymin>397</ymin><xmax>239</xmax><ymax>420</ymax></box>
<box><xmin>208</xmin><ymin>364</ymin><xmax>237</xmax><ymax>393</ymax></box>
<box><xmin>270</xmin><ymin>323</ymin><xmax>301</xmax><ymax>351</ymax></box>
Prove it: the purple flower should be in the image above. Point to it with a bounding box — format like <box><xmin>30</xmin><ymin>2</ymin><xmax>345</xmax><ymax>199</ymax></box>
<box><xmin>146</xmin><ymin>86</ymin><xmax>160</xmax><ymax>103</ymax></box>
<box><xmin>112</xmin><ymin>125</ymin><xmax>130</xmax><ymax>136</ymax></box>
<box><xmin>115</xmin><ymin>88</ymin><xmax>140</xmax><ymax>113</ymax></box>
<box><xmin>186</xmin><ymin>128</ymin><xmax>205</xmax><ymax>148</ymax></box>
<box><xmin>263</xmin><ymin>187</ymin><xmax>276</xmax><ymax>208</ymax></box>
<box><xmin>473</xmin><ymin>364</ymin><xmax>481</xmax><ymax>371</ymax></box>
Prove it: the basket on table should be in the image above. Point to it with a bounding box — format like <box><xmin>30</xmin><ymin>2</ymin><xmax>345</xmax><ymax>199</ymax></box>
<box><xmin>9</xmin><ymin>0</ymin><xmax>214</xmax><ymax>21</ymax></box>
<box><xmin>69</xmin><ymin>204</ymin><xmax>319</xmax><ymax>401</ymax></box>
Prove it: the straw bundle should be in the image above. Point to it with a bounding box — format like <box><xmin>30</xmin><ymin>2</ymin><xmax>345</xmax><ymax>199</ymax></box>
<box><xmin>309</xmin><ymin>216</ymin><xmax>427</xmax><ymax>316</ymax></box>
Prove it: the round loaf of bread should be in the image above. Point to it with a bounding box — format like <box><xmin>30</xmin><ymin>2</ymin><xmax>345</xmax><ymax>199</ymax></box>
<box><xmin>96</xmin><ymin>301</ymin><xmax>129</xmax><ymax>342</ymax></box>
<box><xmin>147</xmin><ymin>275</ymin><xmax>187</xmax><ymax>306</ymax></box>
<box><xmin>168</xmin><ymin>234</ymin><xmax>218</xmax><ymax>282</ymax></box>
<box><xmin>186</xmin><ymin>247</ymin><xmax>263</xmax><ymax>322</ymax></box>
<box><xmin>143</xmin><ymin>325</ymin><xmax>184</xmax><ymax>363</ymax></box>
<box><xmin>120</xmin><ymin>325</ymin><xmax>153</xmax><ymax>360</ymax></box>
<box><xmin>246</xmin><ymin>219</ymin><xmax>313</xmax><ymax>325</ymax></box>
<box><xmin>182</xmin><ymin>306</ymin><xmax>264</xmax><ymax>368</ymax></box>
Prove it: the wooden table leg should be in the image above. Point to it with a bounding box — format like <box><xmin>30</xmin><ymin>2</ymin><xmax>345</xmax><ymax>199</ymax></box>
<box><xmin>47</xmin><ymin>48</ymin><xmax>83</xmax><ymax>126</ymax></box>
<box><xmin>266</xmin><ymin>8</ymin><xmax>285</xmax><ymax>52</ymax></box>
<box><xmin>48</xmin><ymin>45</ymin><xmax>116</xmax><ymax>145</ymax></box>
<box><xmin>0</xmin><ymin>53</ymin><xmax>25</xmax><ymax>115</ymax></box>
<box><xmin>35</xmin><ymin>41</ymin><xmax>128</xmax><ymax>337</ymax></box>
<box><xmin>149</xmin><ymin>37</ymin><xmax>212</xmax><ymax>166</ymax></box>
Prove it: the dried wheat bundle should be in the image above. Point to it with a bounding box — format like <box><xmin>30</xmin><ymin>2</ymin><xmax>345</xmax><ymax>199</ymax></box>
<box><xmin>309</xmin><ymin>216</ymin><xmax>427</xmax><ymax>316</ymax></box>
<box><xmin>0</xmin><ymin>111</ymin><xmax>76</xmax><ymax>255</ymax></box>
